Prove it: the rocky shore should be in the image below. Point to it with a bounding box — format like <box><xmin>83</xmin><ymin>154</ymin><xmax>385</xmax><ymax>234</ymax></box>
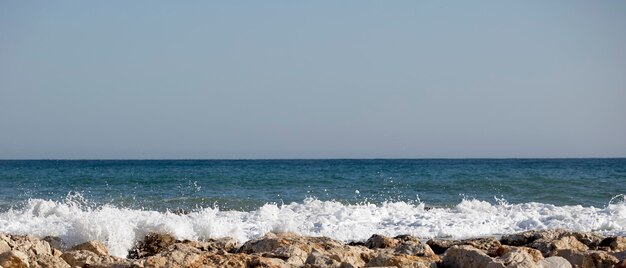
<box><xmin>1</xmin><ymin>229</ymin><xmax>625</xmax><ymax>268</ymax></box>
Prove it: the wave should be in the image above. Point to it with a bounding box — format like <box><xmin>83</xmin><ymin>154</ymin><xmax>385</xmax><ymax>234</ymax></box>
<box><xmin>1</xmin><ymin>196</ymin><xmax>625</xmax><ymax>257</ymax></box>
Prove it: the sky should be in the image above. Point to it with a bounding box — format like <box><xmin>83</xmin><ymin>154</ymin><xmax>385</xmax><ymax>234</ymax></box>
<box><xmin>1</xmin><ymin>1</ymin><xmax>625</xmax><ymax>159</ymax></box>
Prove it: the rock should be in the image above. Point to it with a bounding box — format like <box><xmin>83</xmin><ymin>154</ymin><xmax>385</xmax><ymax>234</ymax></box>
<box><xmin>0</xmin><ymin>250</ymin><xmax>30</xmax><ymax>268</ymax></box>
<box><xmin>566</xmin><ymin>232</ymin><xmax>604</xmax><ymax>250</ymax></box>
<box><xmin>365</xmin><ymin>234</ymin><xmax>398</xmax><ymax>249</ymax></box>
<box><xmin>239</xmin><ymin>232</ymin><xmax>343</xmax><ymax>266</ymax></box>
<box><xmin>40</xmin><ymin>237</ymin><xmax>62</xmax><ymax>252</ymax></box>
<box><xmin>598</xmin><ymin>236</ymin><xmax>626</xmax><ymax>252</ymax></box>
<box><xmin>141</xmin><ymin>243</ymin><xmax>204</xmax><ymax>268</ymax></box>
<box><xmin>28</xmin><ymin>255</ymin><xmax>70</xmax><ymax>268</ymax></box>
<box><xmin>530</xmin><ymin>236</ymin><xmax>588</xmax><ymax>257</ymax></box>
<box><xmin>394</xmin><ymin>241</ymin><xmax>436</xmax><ymax>257</ymax></box>
<box><xmin>557</xmin><ymin>249</ymin><xmax>619</xmax><ymax>268</ymax></box>
<box><xmin>490</xmin><ymin>245</ymin><xmax>543</xmax><ymax>263</ymax></box>
<box><xmin>61</xmin><ymin>250</ymin><xmax>130</xmax><ymax>268</ymax></box>
<box><xmin>501</xmin><ymin>229</ymin><xmax>568</xmax><ymax>247</ymax></box>
<box><xmin>442</xmin><ymin>245</ymin><xmax>501</xmax><ymax>268</ymax></box>
<box><xmin>305</xmin><ymin>250</ymin><xmax>341</xmax><ymax>267</ymax></box>
<box><xmin>428</xmin><ymin>237</ymin><xmax>501</xmax><ymax>255</ymax></box>
<box><xmin>366</xmin><ymin>253</ymin><xmax>438</xmax><ymax>268</ymax></box>
<box><xmin>496</xmin><ymin>248</ymin><xmax>540</xmax><ymax>268</ymax></box>
<box><xmin>213</xmin><ymin>237</ymin><xmax>239</xmax><ymax>253</ymax></box>
<box><xmin>6</xmin><ymin>235</ymin><xmax>51</xmax><ymax>258</ymax></box>
<box><xmin>538</xmin><ymin>256</ymin><xmax>572</xmax><ymax>268</ymax></box>
<box><xmin>611</xmin><ymin>250</ymin><xmax>626</xmax><ymax>261</ymax></box>
<box><xmin>616</xmin><ymin>260</ymin><xmax>626</xmax><ymax>268</ymax></box>
<box><xmin>128</xmin><ymin>233</ymin><xmax>176</xmax><ymax>259</ymax></box>
<box><xmin>70</xmin><ymin>240</ymin><xmax>109</xmax><ymax>256</ymax></box>
<box><xmin>0</xmin><ymin>241</ymin><xmax>10</xmax><ymax>255</ymax></box>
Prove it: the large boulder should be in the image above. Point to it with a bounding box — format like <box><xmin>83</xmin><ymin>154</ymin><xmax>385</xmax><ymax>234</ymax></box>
<box><xmin>490</xmin><ymin>245</ymin><xmax>543</xmax><ymax>263</ymax></box>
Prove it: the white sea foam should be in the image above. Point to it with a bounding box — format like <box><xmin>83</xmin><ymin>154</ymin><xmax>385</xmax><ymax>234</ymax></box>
<box><xmin>1</xmin><ymin>197</ymin><xmax>625</xmax><ymax>257</ymax></box>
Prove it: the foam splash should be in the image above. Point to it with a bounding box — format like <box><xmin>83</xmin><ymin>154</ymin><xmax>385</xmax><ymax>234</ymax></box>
<box><xmin>1</xmin><ymin>197</ymin><xmax>625</xmax><ymax>257</ymax></box>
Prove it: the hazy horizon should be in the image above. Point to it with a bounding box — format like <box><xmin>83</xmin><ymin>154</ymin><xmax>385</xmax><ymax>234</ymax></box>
<box><xmin>2</xmin><ymin>1</ymin><xmax>625</xmax><ymax>159</ymax></box>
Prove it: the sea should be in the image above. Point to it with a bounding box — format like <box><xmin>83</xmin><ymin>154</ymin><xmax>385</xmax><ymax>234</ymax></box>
<box><xmin>0</xmin><ymin>159</ymin><xmax>625</xmax><ymax>257</ymax></box>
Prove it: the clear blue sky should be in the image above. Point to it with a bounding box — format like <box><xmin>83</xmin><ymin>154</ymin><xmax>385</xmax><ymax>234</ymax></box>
<box><xmin>1</xmin><ymin>1</ymin><xmax>625</xmax><ymax>159</ymax></box>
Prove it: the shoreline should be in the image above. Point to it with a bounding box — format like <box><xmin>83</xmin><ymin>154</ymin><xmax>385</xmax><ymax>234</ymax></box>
<box><xmin>1</xmin><ymin>229</ymin><xmax>625</xmax><ymax>267</ymax></box>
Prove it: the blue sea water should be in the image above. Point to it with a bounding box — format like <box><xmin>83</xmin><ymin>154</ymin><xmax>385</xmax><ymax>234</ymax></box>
<box><xmin>0</xmin><ymin>159</ymin><xmax>625</xmax><ymax>256</ymax></box>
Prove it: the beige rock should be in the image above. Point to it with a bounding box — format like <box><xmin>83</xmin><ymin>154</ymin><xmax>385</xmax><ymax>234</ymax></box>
<box><xmin>496</xmin><ymin>248</ymin><xmax>540</xmax><ymax>268</ymax></box>
<box><xmin>538</xmin><ymin>256</ymin><xmax>572</xmax><ymax>268</ymax></box>
<box><xmin>7</xmin><ymin>235</ymin><xmax>51</xmax><ymax>258</ymax></box>
<box><xmin>0</xmin><ymin>241</ymin><xmax>10</xmax><ymax>255</ymax></box>
<box><xmin>566</xmin><ymin>232</ymin><xmax>604</xmax><ymax>249</ymax></box>
<box><xmin>443</xmin><ymin>245</ymin><xmax>500</xmax><ymax>268</ymax></box>
<box><xmin>531</xmin><ymin>236</ymin><xmax>588</xmax><ymax>257</ymax></box>
<box><xmin>366</xmin><ymin>252</ymin><xmax>438</xmax><ymax>268</ymax></box>
<box><xmin>0</xmin><ymin>250</ymin><xmax>30</xmax><ymax>268</ymax></box>
<box><xmin>141</xmin><ymin>243</ymin><xmax>204</xmax><ymax>268</ymax></box>
<box><xmin>28</xmin><ymin>255</ymin><xmax>70</xmax><ymax>268</ymax></box>
<box><xmin>490</xmin><ymin>245</ymin><xmax>543</xmax><ymax>263</ymax></box>
<box><xmin>60</xmin><ymin>250</ymin><xmax>130</xmax><ymax>268</ymax></box>
<box><xmin>70</xmin><ymin>240</ymin><xmax>109</xmax><ymax>256</ymax></box>
<box><xmin>306</xmin><ymin>250</ymin><xmax>341</xmax><ymax>267</ymax></box>
<box><xmin>239</xmin><ymin>232</ymin><xmax>343</xmax><ymax>267</ymax></box>
<box><xmin>394</xmin><ymin>241</ymin><xmax>436</xmax><ymax>257</ymax></box>
<box><xmin>557</xmin><ymin>249</ymin><xmax>619</xmax><ymax>268</ymax></box>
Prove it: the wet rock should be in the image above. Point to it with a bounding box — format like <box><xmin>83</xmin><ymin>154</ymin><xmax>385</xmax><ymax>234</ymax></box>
<box><xmin>128</xmin><ymin>233</ymin><xmax>176</xmax><ymax>259</ymax></box>
<box><xmin>538</xmin><ymin>256</ymin><xmax>571</xmax><ymax>268</ymax></box>
<box><xmin>365</xmin><ymin>234</ymin><xmax>398</xmax><ymax>249</ymax></box>
<box><xmin>598</xmin><ymin>236</ymin><xmax>626</xmax><ymax>252</ymax></box>
<box><xmin>530</xmin><ymin>236</ymin><xmax>588</xmax><ymax>257</ymax></box>
<box><xmin>442</xmin><ymin>245</ymin><xmax>500</xmax><ymax>268</ymax></box>
<box><xmin>61</xmin><ymin>250</ymin><xmax>131</xmax><ymax>268</ymax></box>
<box><xmin>557</xmin><ymin>249</ymin><xmax>619</xmax><ymax>268</ymax></box>
<box><xmin>71</xmin><ymin>240</ymin><xmax>109</xmax><ymax>256</ymax></box>
<box><xmin>0</xmin><ymin>250</ymin><xmax>30</xmax><ymax>268</ymax></box>
<box><xmin>428</xmin><ymin>237</ymin><xmax>501</xmax><ymax>255</ymax></box>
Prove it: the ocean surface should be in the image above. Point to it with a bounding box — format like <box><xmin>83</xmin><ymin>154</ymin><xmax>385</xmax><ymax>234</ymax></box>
<box><xmin>0</xmin><ymin>159</ymin><xmax>625</xmax><ymax>257</ymax></box>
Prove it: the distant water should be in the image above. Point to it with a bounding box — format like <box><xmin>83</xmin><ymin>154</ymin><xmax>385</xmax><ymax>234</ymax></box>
<box><xmin>1</xmin><ymin>159</ymin><xmax>625</xmax><ymax>257</ymax></box>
